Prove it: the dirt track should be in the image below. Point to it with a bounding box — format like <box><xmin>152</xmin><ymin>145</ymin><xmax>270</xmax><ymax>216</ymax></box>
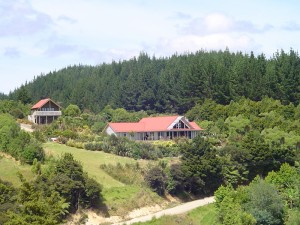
<box><xmin>114</xmin><ymin>196</ymin><xmax>215</xmax><ymax>225</ymax></box>
<box><xmin>19</xmin><ymin>123</ymin><xmax>34</xmax><ymax>132</ymax></box>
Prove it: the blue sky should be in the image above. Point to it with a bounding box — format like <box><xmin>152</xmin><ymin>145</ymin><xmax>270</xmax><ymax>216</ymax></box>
<box><xmin>1</xmin><ymin>0</ymin><xmax>300</xmax><ymax>94</ymax></box>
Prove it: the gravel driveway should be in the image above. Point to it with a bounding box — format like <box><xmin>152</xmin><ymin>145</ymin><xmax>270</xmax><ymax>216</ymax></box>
<box><xmin>19</xmin><ymin>123</ymin><xmax>34</xmax><ymax>132</ymax></box>
<box><xmin>115</xmin><ymin>196</ymin><xmax>215</xmax><ymax>225</ymax></box>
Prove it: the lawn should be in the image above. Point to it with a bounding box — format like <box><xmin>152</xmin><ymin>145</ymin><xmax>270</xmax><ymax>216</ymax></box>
<box><xmin>132</xmin><ymin>203</ymin><xmax>219</xmax><ymax>225</ymax></box>
<box><xmin>43</xmin><ymin>142</ymin><xmax>139</xmax><ymax>189</ymax></box>
<box><xmin>0</xmin><ymin>155</ymin><xmax>35</xmax><ymax>186</ymax></box>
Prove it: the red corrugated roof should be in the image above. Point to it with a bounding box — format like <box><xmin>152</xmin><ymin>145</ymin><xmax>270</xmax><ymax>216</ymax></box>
<box><xmin>189</xmin><ymin>121</ymin><xmax>202</xmax><ymax>130</ymax></box>
<box><xmin>108</xmin><ymin>115</ymin><xmax>203</xmax><ymax>132</ymax></box>
<box><xmin>31</xmin><ymin>98</ymin><xmax>50</xmax><ymax>109</ymax></box>
<box><xmin>108</xmin><ymin>122</ymin><xmax>145</xmax><ymax>132</ymax></box>
<box><xmin>31</xmin><ymin>98</ymin><xmax>61</xmax><ymax>110</ymax></box>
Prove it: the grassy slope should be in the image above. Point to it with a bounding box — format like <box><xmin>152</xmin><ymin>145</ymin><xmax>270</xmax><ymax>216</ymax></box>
<box><xmin>43</xmin><ymin>142</ymin><xmax>163</xmax><ymax>215</ymax></box>
<box><xmin>132</xmin><ymin>203</ymin><xmax>219</xmax><ymax>225</ymax></box>
<box><xmin>43</xmin><ymin>142</ymin><xmax>138</xmax><ymax>189</ymax></box>
<box><xmin>0</xmin><ymin>155</ymin><xmax>35</xmax><ymax>186</ymax></box>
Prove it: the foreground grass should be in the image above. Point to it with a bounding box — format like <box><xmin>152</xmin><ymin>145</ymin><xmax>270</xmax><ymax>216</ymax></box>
<box><xmin>0</xmin><ymin>155</ymin><xmax>35</xmax><ymax>186</ymax></box>
<box><xmin>132</xmin><ymin>203</ymin><xmax>219</xmax><ymax>225</ymax></box>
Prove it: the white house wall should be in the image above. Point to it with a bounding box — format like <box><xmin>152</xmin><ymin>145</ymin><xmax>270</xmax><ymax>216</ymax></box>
<box><xmin>107</xmin><ymin>130</ymin><xmax>201</xmax><ymax>140</ymax></box>
<box><xmin>106</xmin><ymin>126</ymin><xmax>116</xmax><ymax>136</ymax></box>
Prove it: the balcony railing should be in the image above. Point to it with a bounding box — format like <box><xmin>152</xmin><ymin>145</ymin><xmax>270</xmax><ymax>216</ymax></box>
<box><xmin>32</xmin><ymin>111</ymin><xmax>62</xmax><ymax>116</ymax></box>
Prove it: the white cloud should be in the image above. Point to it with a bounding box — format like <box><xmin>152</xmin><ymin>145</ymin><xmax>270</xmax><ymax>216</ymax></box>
<box><xmin>282</xmin><ymin>21</ymin><xmax>300</xmax><ymax>31</ymax></box>
<box><xmin>0</xmin><ymin>0</ymin><xmax>52</xmax><ymax>36</ymax></box>
<box><xmin>45</xmin><ymin>44</ymin><xmax>78</xmax><ymax>57</ymax></box>
<box><xmin>157</xmin><ymin>33</ymin><xmax>257</xmax><ymax>55</ymax></box>
<box><xmin>181</xmin><ymin>13</ymin><xmax>273</xmax><ymax>35</ymax></box>
<box><xmin>4</xmin><ymin>47</ymin><xmax>20</xmax><ymax>58</ymax></box>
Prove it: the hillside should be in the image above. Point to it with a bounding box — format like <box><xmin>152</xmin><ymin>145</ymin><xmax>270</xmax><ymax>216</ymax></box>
<box><xmin>10</xmin><ymin>49</ymin><xmax>300</xmax><ymax>113</ymax></box>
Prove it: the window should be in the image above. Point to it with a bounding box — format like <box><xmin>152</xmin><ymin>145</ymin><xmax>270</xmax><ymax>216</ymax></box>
<box><xmin>173</xmin><ymin>121</ymin><xmax>183</xmax><ymax>129</ymax></box>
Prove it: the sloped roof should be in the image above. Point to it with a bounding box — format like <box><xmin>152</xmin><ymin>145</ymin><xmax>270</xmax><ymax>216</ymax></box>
<box><xmin>107</xmin><ymin>122</ymin><xmax>145</xmax><ymax>133</ymax></box>
<box><xmin>189</xmin><ymin>121</ymin><xmax>202</xmax><ymax>130</ymax></box>
<box><xmin>31</xmin><ymin>98</ymin><xmax>61</xmax><ymax>110</ymax></box>
<box><xmin>108</xmin><ymin>115</ymin><xmax>203</xmax><ymax>133</ymax></box>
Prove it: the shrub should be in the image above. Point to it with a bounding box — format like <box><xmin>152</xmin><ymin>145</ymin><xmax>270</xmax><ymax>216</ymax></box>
<box><xmin>144</xmin><ymin>166</ymin><xmax>167</xmax><ymax>196</ymax></box>
<box><xmin>82</xmin><ymin>176</ymin><xmax>103</xmax><ymax>208</ymax></box>
<box><xmin>84</xmin><ymin>142</ymin><xmax>102</xmax><ymax>151</ymax></box>
<box><xmin>32</xmin><ymin>131</ymin><xmax>47</xmax><ymax>143</ymax></box>
<box><xmin>66</xmin><ymin>140</ymin><xmax>84</xmax><ymax>149</ymax></box>
<box><xmin>21</xmin><ymin>141</ymin><xmax>45</xmax><ymax>164</ymax></box>
<box><xmin>62</xmin><ymin>129</ymin><xmax>78</xmax><ymax>139</ymax></box>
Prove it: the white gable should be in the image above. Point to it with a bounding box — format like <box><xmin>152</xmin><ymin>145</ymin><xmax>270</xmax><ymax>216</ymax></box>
<box><xmin>167</xmin><ymin>116</ymin><xmax>192</xmax><ymax>130</ymax></box>
<box><xmin>167</xmin><ymin>116</ymin><xmax>182</xmax><ymax>130</ymax></box>
<box><xmin>106</xmin><ymin>126</ymin><xmax>116</xmax><ymax>135</ymax></box>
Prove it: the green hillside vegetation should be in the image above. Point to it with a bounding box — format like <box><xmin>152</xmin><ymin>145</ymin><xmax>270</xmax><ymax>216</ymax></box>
<box><xmin>33</xmin><ymin>96</ymin><xmax>299</xmax><ymax>194</ymax></box>
<box><xmin>215</xmin><ymin>163</ymin><xmax>300</xmax><ymax>225</ymax></box>
<box><xmin>1</xmin><ymin>48</ymin><xmax>300</xmax><ymax>224</ymax></box>
<box><xmin>0</xmin><ymin>97</ymin><xmax>299</xmax><ymax>224</ymax></box>
<box><xmin>0</xmin><ymin>114</ymin><xmax>44</xmax><ymax>164</ymax></box>
<box><xmin>9</xmin><ymin>49</ymin><xmax>300</xmax><ymax>114</ymax></box>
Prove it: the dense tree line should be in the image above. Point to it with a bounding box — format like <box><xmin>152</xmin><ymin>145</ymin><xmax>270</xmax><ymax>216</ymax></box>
<box><xmin>8</xmin><ymin>49</ymin><xmax>300</xmax><ymax>114</ymax></box>
<box><xmin>0</xmin><ymin>93</ymin><xmax>7</xmax><ymax>100</ymax></box>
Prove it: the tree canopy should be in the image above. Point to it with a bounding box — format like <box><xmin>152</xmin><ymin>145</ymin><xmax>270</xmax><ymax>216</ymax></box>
<box><xmin>9</xmin><ymin>49</ymin><xmax>300</xmax><ymax>114</ymax></box>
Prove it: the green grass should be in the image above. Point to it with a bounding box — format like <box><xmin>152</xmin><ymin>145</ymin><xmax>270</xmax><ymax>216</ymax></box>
<box><xmin>103</xmin><ymin>185</ymin><xmax>163</xmax><ymax>215</ymax></box>
<box><xmin>187</xmin><ymin>203</ymin><xmax>219</xmax><ymax>224</ymax></box>
<box><xmin>132</xmin><ymin>203</ymin><xmax>219</xmax><ymax>225</ymax></box>
<box><xmin>0</xmin><ymin>155</ymin><xmax>35</xmax><ymax>186</ymax></box>
<box><xmin>43</xmin><ymin>142</ymin><xmax>140</xmax><ymax>189</ymax></box>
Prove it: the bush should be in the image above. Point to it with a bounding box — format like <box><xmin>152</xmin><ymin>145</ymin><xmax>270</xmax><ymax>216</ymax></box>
<box><xmin>100</xmin><ymin>139</ymin><xmax>112</xmax><ymax>153</ymax></box>
<box><xmin>84</xmin><ymin>142</ymin><xmax>102</xmax><ymax>151</ymax></box>
<box><xmin>138</xmin><ymin>143</ymin><xmax>161</xmax><ymax>160</ymax></box>
<box><xmin>21</xmin><ymin>142</ymin><xmax>45</xmax><ymax>164</ymax></box>
<box><xmin>62</xmin><ymin>129</ymin><xmax>78</xmax><ymax>139</ymax></box>
<box><xmin>165</xmin><ymin>163</ymin><xmax>185</xmax><ymax>194</ymax></box>
<box><xmin>66</xmin><ymin>140</ymin><xmax>84</xmax><ymax>149</ymax></box>
<box><xmin>144</xmin><ymin>166</ymin><xmax>167</xmax><ymax>196</ymax></box>
<box><xmin>82</xmin><ymin>176</ymin><xmax>103</xmax><ymax>208</ymax></box>
<box><xmin>32</xmin><ymin>131</ymin><xmax>47</xmax><ymax>143</ymax></box>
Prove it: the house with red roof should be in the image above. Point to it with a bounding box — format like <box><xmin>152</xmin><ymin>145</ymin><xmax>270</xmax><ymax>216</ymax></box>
<box><xmin>28</xmin><ymin>98</ymin><xmax>62</xmax><ymax>124</ymax></box>
<box><xmin>105</xmin><ymin>115</ymin><xmax>203</xmax><ymax>141</ymax></box>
